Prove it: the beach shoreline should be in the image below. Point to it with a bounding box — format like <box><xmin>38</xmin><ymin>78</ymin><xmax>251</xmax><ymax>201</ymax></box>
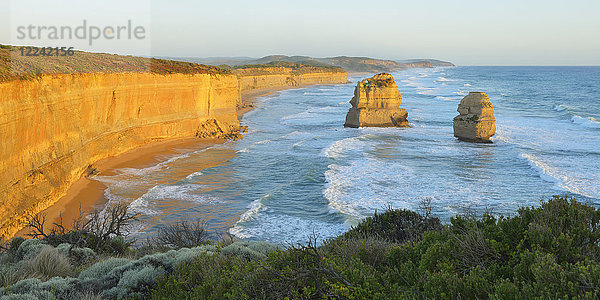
<box><xmin>14</xmin><ymin>85</ymin><xmax>298</xmax><ymax>238</ymax></box>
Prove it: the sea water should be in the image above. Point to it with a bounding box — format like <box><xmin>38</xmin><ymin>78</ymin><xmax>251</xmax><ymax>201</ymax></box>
<box><xmin>93</xmin><ymin>66</ymin><xmax>600</xmax><ymax>244</ymax></box>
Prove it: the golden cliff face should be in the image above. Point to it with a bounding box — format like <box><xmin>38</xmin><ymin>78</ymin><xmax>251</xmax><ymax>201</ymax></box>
<box><xmin>234</xmin><ymin>67</ymin><xmax>348</xmax><ymax>91</ymax></box>
<box><xmin>344</xmin><ymin>73</ymin><xmax>410</xmax><ymax>128</ymax></box>
<box><xmin>0</xmin><ymin>72</ymin><xmax>240</xmax><ymax>239</ymax></box>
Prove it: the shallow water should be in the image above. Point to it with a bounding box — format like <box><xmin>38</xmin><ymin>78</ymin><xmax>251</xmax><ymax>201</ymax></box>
<box><xmin>94</xmin><ymin>66</ymin><xmax>600</xmax><ymax>244</ymax></box>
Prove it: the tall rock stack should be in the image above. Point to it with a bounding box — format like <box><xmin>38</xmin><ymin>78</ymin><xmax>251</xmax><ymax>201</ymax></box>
<box><xmin>344</xmin><ymin>73</ymin><xmax>409</xmax><ymax>128</ymax></box>
<box><xmin>453</xmin><ymin>92</ymin><xmax>496</xmax><ymax>143</ymax></box>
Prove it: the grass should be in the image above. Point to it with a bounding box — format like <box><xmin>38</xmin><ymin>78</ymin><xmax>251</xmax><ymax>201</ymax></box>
<box><xmin>25</xmin><ymin>246</ymin><xmax>73</xmax><ymax>280</ymax></box>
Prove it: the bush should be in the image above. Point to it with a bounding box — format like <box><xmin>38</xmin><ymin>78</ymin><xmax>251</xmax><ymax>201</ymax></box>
<box><xmin>56</xmin><ymin>243</ymin><xmax>98</xmax><ymax>266</ymax></box>
<box><xmin>8</xmin><ymin>237</ymin><xmax>25</xmax><ymax>255</ymax></box>
<box><xmin>25</xmin><ymin>203</ymin><xmax>137</xmax><ymax>255</ymax></box>
<box><xmin>342</xmin><ymin>204</ymin><xmax>442</xmax><ymax>244</ymax></box>
<box><xmin>14</xmin><ymin>239</ymin><xmax>47</xmax><ymax>260</ymax></box>
<box><xmin>221</xmin><ymin>242</ymin><xmax>267</xmax><ymax>260</ymax></box>
<box><xmin>4</xmin><ymin>196</ymin><xmax>600</xmax><ymax>299</ymax></box>
<box><xmin>152</xmin><ymin>196</ymin><xmax>600</xmax><ymax>299</ymax></box>
<box><xmin>78</xmin><ymin>257</ymin><xmax>132</xmax><ymax>280</ymax></box>
<box><xmin>0</xmin><ymin>265</ymin><xmax>26</xmax><ymax>288</ymax></box>
<box><xmin>152</xmin><ymin>221</ymin><xmax>210</xmax><ymax>249</ymax></box>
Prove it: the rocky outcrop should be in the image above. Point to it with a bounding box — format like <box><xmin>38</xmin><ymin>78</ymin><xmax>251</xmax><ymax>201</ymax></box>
<box><xmin>344</xmin><ymin>73</ymin><xmax>409</xmax><ymax>128</ymax></box>
<box><xmin>453</xmin><ymin>92</ymin><xmax>496</xmax><ymax>143</ymax></box>
<box><xmin>0</xmin><ymin>72</ymin><xmax>241</xmax><ymax>239</ymax></box>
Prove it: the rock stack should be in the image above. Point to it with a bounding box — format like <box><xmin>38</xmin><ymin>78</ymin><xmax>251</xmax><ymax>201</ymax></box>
<box><xmin>344</xmin><ymin>73</ymin><xmax>409</xmax><ymax>128</ymax></box>
<box><xmin>453</xmin><ymin>92</ymin><xmax>496</xmax><ymax>143</ymax></box>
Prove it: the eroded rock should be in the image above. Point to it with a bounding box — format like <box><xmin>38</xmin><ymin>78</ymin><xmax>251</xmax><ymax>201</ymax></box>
<box><xmin>344</xmin><ymin>73</ymin><xmax>409</xmax><ymax>128</ymax></box>
<box><xmin>453</xmin><ymin>92</ymin><xmax>496</xmax><ymax>143</ymax></box>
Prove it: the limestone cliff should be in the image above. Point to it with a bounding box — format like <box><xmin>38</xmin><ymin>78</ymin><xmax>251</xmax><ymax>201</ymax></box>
<box><xmin>453</xmin><ymin>92</ymin><xmax>496</xmax><ymax>143</ymax></box>
<box><xmin>234</xmin><ymin>64</ymin><xmax>348</xmax><ymax>93</ymax></box>
<box><xmin>0</xmin><ymin>72</ymin><xmax>240</xmax><ymax>239</ymax></box>
<box><xmin>344</xmin><ymin>73</ymin><xmax>409</xmax><ymax>128</ymax></box>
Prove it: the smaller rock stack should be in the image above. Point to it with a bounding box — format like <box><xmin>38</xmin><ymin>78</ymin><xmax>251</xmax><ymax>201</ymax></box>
<box><xmin>344</xmin><ymin>73</ymin><xmax>409</xmax><ymax>128</ymax></box>
<box><xmin>453</xmin><ymin>92</ymin><xmax>496</xmax><ymax>143</ymax></box>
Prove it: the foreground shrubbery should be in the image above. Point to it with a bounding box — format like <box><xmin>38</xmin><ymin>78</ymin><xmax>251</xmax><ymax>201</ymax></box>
<box><xmin>152</xmin><ymin>196</ymin><xmax>600</xmax><ymax>299</ymax></box>
<box><xmin>2</xmin><ymin>195</ymin><xmax>600</xmax><ymax>299</ymax></box>
<box><xmin>0</xmin><ymin>237</ymin><xmax>278</xmax><ymax>299</ymax></box>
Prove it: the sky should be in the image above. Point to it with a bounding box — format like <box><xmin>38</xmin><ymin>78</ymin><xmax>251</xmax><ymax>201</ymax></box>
<box><xmin>1</xmin><ymin>0</ymin><xmax>599</xmax><ymax>65</ymax></box>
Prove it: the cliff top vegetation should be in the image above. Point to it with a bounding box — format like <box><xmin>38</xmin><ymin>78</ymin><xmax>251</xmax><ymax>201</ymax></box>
<box><xmin>0</xmin><ymin>45</ymin><xmax>231</xmax><ymax>83</ymax></box>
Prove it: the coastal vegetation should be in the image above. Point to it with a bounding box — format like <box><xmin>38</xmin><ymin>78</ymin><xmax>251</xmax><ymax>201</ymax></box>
<box><xmin>0</xmin><ymin>44</ymin><xmax>230</xmax><ymax>83</ymax></box>
<box><xmin>1</xmin><ymin>195</ymin><xmax>599</xmax><ymax>299</ymax></box>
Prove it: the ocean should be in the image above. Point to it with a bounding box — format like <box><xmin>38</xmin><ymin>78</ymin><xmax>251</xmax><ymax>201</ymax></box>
<box><xmin>92</xmin><ymin>66</ymin><xmax>600</xmax><ymax>244</ymax></box>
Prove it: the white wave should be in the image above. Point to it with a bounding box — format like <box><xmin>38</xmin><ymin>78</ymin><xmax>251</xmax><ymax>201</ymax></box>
<box><xmin>521</xmin><ymin>153</ymin><xmax>598</xmax><ymax>198</ymax></box>
<box><xmin>112</xmin><ymin>147</ymin><xmax>212</xmax><ymax>177</ymax></box>
<box><xmin>280</xmin><ymin>131</ymin><xmax>312</xmax><ymax>140</ymax></box>
<box><xmin>435</xmin><ymin>76</ymin><xmax>453</xmax><ymax>82</ymax></box>
<box><xmin>229</xmin><ymin>212</ymin><xmax>347</xmax><ymax>243</ymax></box>
<box><xmin>320</xmin><ymin>136</ymin><xmax>367</xmax><ymax>159</ymax></box>
<box><xmin>553</xmin><ymin>104</ymin><xmax>569</xmax><ymax>112</ymax></box>
<box><xmin>521</xmin><ymin>153</ymin><xmax>563</xmax><ymax>186</ymax></box>
<box><xmin>184</xmin><ymin>171</ymin><xmax>203</xmax><ymax>180</ymax></box>
<box><xmin>128</xmin><ymin>195</ymin><xmax>159</xmax><ymax>215</ymax></box>
<box><xmin>571</xmin><ymin>116</ymin><xmax>600</xmax><ymax>128</ymax></box>
<box><xmin>416</xmin><ymin>87</ymin><xmax>438</xmax><ymax>95</ymax></box>
<box><xmin>279</xmin><ymin>106</ymin><xmax>341</xmax><ymax>125</ymax></box>
<box><xmin>254</xmin><ymin>139</ymin><xmax>272</xmax><ymax>145</ymax></box>
<box><xmin>323</xmin><ymin>164</ymin><xmax>360</xmax><ymax>219</ymax></box>
<box><xmin>136</xmin><ymin>184</ymin><xmax>214</xmax><ymax>204</ymax></box>
<box><xmin>435</xmin><ymin>96</ymin><xmax>455</xmax><ymax>101</ymax></box>
<box><xmin>239</xmin><ymin>196</ymin><xmax>269</xmax><ymax>223</ymax></box>
<box><xmin>228</xmin><ymin>195</ymin><xmax>270</xmax><ymax>239</ymax></box>
<box><xmin>322</xmin><ymin>157</ymin><xmax>416</xmax><ymax>226</ymax></box>
<box><xmin>401</xmin><ymin>76</ymin><xmax>422</xmax><ymax>88</ymax></box>
<box><xmin>116</xmin><ymin>164</ymin><xmax>165</xmax><ymax>176</ymax></box>
<box><xmin>464</xmin><ymin>83</ymin><xmax>472</xmax><ymax>87</ymax></box>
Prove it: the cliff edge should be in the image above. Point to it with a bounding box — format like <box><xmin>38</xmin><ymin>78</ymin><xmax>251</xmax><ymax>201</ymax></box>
<box><xmin>0</xmin><ymin>47</ymin><xmax>351</xmax><ymax>239</ymax></box>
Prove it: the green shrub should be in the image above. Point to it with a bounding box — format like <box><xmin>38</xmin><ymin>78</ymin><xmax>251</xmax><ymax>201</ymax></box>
<box><xmin>4</xmin><ymin>196</ymin><xmax>600</xmax><ymax>299</ymax></box>
<box><xmin>152</xmin><ymin>196</ymin><xmax>600</xmax><ymax>299</ymax></box>
<box><xmin>246</xmin><ymin>241</ymin><xmax>280</xmax><ymax>255</ymax></box>
<box><xmin>15</xmin><ymin>239</ymin><xmax>47</xmax><ymax>260</ymax></box>
<box><xmin>78</xmin><ymin>257</ymin><xmax>132</xmax><ymax>280</ymax></box>
<box><xmin>103</xmin><ymin>266</ymin><xmax>165</xmax><ymax>299</ymax></box>
<box><xmin>0</xmin><ymin>265</ymin><xmax>26</xmax><ymax>288</ymax></box>
<box><xmin>8</xmin><ymin>238</ymin><xmax>25</xmax><ymax>256</ymax></box>
<box><xmin>221</xmin><ymin>242</ymin><xmax>266</xmax><ymax>260</ymax></box>
<box><xmin>343</xmin><ymin>206</ymin><xmax>442</xmax><ymax>244</ymax></box>
<box><xmin>56</xmin><ymin>243</ymin><xmax>98</xmax><ymax>266</ymax></box>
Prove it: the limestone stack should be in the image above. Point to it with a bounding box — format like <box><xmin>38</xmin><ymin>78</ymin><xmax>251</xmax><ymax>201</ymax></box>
<box><xmin>453</xmin><ymin>92</ymin><xmax>496</xmax><ymax>142</ymax></box>
<box><xmin>344</xmin><ymin>73</ymin><xmax>409</xmax><ymax>128</ymax></box>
